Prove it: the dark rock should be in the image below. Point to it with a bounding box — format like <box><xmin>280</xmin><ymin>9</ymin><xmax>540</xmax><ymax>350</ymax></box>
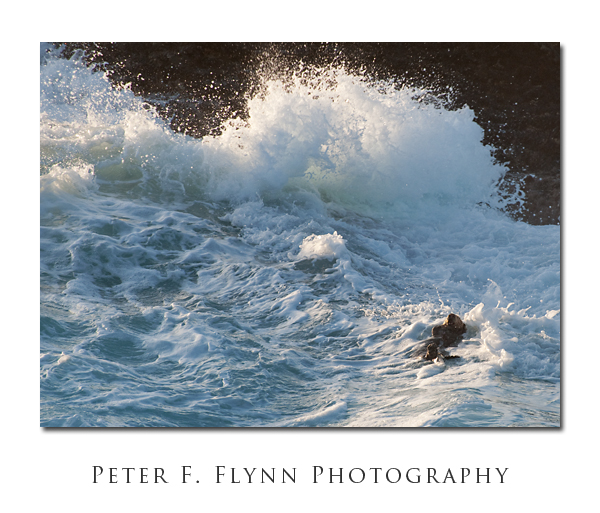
<box><xmin>415</xmin><ymin>313</ymin><xmax>467</xmax><ymax>361</ymax></box>
<box><xmin>56</xmin><ymin>42</ymin><xmax>560</xmax><ymax>225</ymax></box>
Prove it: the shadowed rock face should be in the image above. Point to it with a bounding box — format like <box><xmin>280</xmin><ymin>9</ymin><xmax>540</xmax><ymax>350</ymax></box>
<box><xmin>57</xmin><ymin>42</ymin><xmax>560</xmax><ymax>226</ymax></box>
<box><xmin>417</xmin><ymin>313</ymin><xmax>467</xmax><ymax>361</ymax></box>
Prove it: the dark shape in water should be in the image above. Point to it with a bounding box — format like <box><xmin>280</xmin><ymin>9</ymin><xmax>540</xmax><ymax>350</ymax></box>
<box><xmin>417</xmin><ymin>313</ymin><xmax>467</xmax><ymax>361</ymax></box>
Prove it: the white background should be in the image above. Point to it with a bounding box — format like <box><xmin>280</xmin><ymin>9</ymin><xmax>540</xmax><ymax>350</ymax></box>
<box><xmin>4</xmin><ymin>5</ymin><xmax>593</xmax><ymax>511</ymax></box>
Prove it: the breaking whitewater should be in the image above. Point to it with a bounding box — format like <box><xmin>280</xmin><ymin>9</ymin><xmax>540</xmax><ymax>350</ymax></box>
<box><xmin>40</xmin><ymin>45</ymin><xmax>560</xmax><ymax>427</ymax></box>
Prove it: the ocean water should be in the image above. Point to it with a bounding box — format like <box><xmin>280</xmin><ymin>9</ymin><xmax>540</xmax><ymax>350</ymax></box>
<box><xmin>40</xmin><ymin>45</ymin><xmax>560</xmax><ymax>427</ymax></box>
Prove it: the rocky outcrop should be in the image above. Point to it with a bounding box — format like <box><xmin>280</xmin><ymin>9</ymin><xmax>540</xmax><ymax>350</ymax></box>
<box><xmin>57</xmin><ymin>42</ymin><xmax>560</xmax><ymax>225</ymax></box>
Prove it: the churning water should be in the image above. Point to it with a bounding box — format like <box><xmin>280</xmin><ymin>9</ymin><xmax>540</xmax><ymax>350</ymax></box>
<box><xmin>40</xmin><ymin>45</ymin><xmax>559</xmax><ymax>427</ymax></box>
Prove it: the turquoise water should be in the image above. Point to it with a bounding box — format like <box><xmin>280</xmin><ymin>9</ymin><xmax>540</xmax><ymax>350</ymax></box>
<box><xmin>40</xmin><ymin>45</ymin><xmax>560</xmax><ymax>427</ymax></box>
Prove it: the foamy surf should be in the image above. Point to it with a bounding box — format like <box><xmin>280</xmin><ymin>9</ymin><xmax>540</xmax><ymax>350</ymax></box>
<box><xmin>40</xmin><ymin>45</ymin><xmax>559</xmax><ymax>427</ymax></box>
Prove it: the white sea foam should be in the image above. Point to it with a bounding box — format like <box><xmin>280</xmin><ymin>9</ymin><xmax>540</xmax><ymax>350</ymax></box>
<box><xmin>41</xmin><ymin>51</ymin><xmax>507</xmax><ymax>215</ymax></box>
<box><xmin>297</xmin><ymin>232</ymin><xmax>348</xmax><ymax>260</ymax></box>
<box><xmin>40</xmin><ymin>47</ymin><xmax>559</xmax><ymax>427</ymax></box>
<box><xmin>200</xmin><ymin>68</ymin><xmax>506</xmax><ymax>215</ymax></box>
<box><xmin>279</xmin><ymin>401</ymin><xmax>349</xmax><ymax>427</ymax></box>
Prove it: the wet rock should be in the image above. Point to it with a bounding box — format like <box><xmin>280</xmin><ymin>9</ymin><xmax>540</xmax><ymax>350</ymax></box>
<box><xmin>57</xmin><ymin>42</ymin><xmax>560</xmax><ymax>225</ymax></box>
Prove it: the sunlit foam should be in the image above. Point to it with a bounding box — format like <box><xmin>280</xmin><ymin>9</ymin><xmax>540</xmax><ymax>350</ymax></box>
<box><xmin>41</xmin><ymin>51</ymin><xmax>507</xmax><ymax>219</ymax></box>
<box><xmin>201</xmin><ymin>67</ymin><xmax>506</xmax><ymax>215</ymax></box>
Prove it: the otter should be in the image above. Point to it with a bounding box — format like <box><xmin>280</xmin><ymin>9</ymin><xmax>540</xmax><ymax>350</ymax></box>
<box><xmin>416</xmin><ymin>313</ymin><xmax>467</xmax><ymax>361</ymax></box>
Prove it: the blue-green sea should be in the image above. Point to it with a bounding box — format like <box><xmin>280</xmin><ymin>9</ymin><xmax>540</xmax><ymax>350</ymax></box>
<box><xmin>40</xmin><ymin>45</ymin><xmax>560</xmax><ymax>427</ymax></box>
